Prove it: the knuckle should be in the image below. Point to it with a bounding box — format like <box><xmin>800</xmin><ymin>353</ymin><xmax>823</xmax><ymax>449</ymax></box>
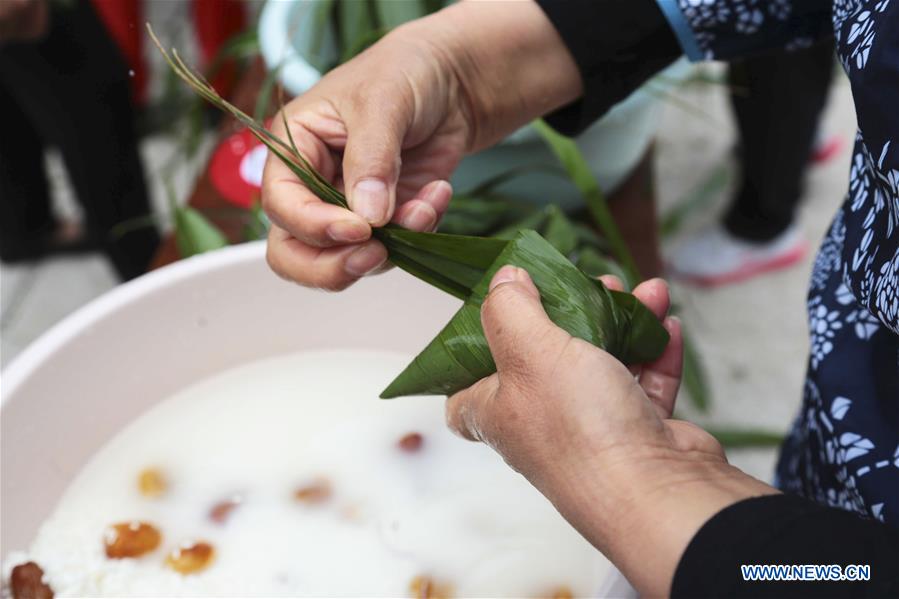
<box><xmin>311</xmin><ymin>265</ymin><xmax>353</xmax><ymax>292</ymax></box>
<box><xmin>260</xmin><ymin>182</ymin><xmax>282</xmax><ymax>219</ymax></box>
<box><xmin>292</xmin><ymin>202</ymin><xmax>327</xmax><ymax>241</ymax></box>
<box><xmin>481</xmin><ymin>283</ymin><xmax>518</xmax><ymax>322</ymax></box>
<box><xmin>266</xmin><ymin>244</ymin><xmax>297</xmax><ymax>285</ymax></box>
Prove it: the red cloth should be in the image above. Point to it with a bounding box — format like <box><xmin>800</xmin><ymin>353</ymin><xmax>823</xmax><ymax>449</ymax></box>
<box><xmin>191</xmin><ymin>0</ymin><xmax>246</xmax><ymax>95</ymax></box>
<box><xmin>91</xmin><ymin>0</ymin><xmax>247</xmax><ymax>106</ymax></box>
<box><xmin>91</xmin><ymin>0</ymin><xmax>147</xmax><ymax>105</ymax></box>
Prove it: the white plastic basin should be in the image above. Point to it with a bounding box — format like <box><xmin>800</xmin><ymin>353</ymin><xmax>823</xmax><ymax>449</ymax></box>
<box><xmin>1</xmin><ymin>241</ymin><xmax>633</xmax><ymax>596</ymax></box>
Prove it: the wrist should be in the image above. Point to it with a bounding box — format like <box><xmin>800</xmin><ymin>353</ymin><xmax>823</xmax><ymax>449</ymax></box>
<box><xmin>399</xmin><ymin>0</ymin><xmax>582</xmax><ymax>150</ymax></box>
<box><xmin>623</xmin><ymin>456</ymin><xmax>777</xmax><ymax>596</ymax></box>
<box><xmin>540</xmin><ymin>444</ymin><xmax>778</xmax><ymax>597</ymax></box>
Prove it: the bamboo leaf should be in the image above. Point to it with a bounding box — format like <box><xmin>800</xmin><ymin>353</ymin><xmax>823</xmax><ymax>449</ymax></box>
<box><xmin>307</xmin><ymin>0</ymin><xmax>337</xmax><ymax>72</ymax></box>
<box><xmin>381</xmin><ymin>228</ymin><xmax>506</xmax><ymax>300</ymax></box>
<box><xmin>493</xmin><ymin>208</ymin><xmax>550</xmax><ymax>240</ymax></box>
<box><xmin>707</xmin><ymin>427</ymin><xmax>785</xmax><ymax>448</ymax></box>
<box><xmin>532</xmin><ymin>120</ymin><xmax>641</xmax><ymax>282</ymax></box>
<box><xmin>576</xmin><ymin>247</ymin><xmax>630</xmax><ymax>288</ymax></box>
<box><xmin>110</xmin><ymin>213</ymin><xmax>166</xmax><ymax>240</ymax></box>
<box><xmin>604</xmin><ymin>288</ymin><xmax>670</xmax><ymax>364</ymax></box>
<box><xmin>341</xmin><ymin>25</ymin><xmax>388</xmax><ymax>61</ymax></box>
<box><xmin>373</xmin><ymin>0</ymin><xmax>426</xmax><ymax>29</ymax></box>
<box><xmin>682</xmin><ymin>329</ymin><xmax>711</xmax><ymax>412</ymax></box>
<box><xmin>461</xmin><ymin>164</ymin><xmax>565</xmax><ymax>197</ymax></box>
<box><xmin>380</xmin><ymin>230</ymin><xmax>669</xmax><ymax>398</ymax></box>
<box><xmin>542</xmin><ymin>205</ymin><xmax>578</xmax><ymax>257</ymax></box>
<box><xmin>254</xmin><ymin>62</ymin><xmax>282</xmax><ymax>122</ymax></box>
<box><xmin>174</xmin><ymin>206</ymin><xmax>229</xmax><ymax>257</ymax></box>
<box><xmin>337</xmin><ymin>0</ymin><xmax>373</xmax><ymax>60</ymax></box>
<box><xmin>438</xmin><ymin>194</ymin><xmax>534</xmax><ymax>236</ymax></box>
<box><xmin>162</xmin><ymin>177</ymin><xmax>228</xmax><ymax>257</ymax></box>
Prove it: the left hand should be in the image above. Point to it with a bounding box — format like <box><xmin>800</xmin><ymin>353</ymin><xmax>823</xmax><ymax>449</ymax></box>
<box><xmin>445</xmin><ymin>266</ymin><xmax>776</xmax><ymax>596</ymax></box>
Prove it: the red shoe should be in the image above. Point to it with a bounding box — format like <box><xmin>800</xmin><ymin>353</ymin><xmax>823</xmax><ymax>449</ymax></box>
<box><xmin>666</xmin><ymin>225</ymin><xmax>808</xmax><ymax>287</ymax></box>
<box><xmin>810</xmin><ymin>135</ymin><xmax>844</xmax><ymax>165</ymax></box>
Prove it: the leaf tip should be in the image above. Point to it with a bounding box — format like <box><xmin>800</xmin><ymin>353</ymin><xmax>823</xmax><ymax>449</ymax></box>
<box><xmin>378</xmin><ymin>384</ymin><xmax>401</xmax><ymax>400</ymax></box>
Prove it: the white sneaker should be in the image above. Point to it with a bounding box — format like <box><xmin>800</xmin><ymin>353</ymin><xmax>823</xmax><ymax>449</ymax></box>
<box><xmin>666</xmin><ymin>224</ymin><xmax>808</xmax><ymax>286</ymax></box>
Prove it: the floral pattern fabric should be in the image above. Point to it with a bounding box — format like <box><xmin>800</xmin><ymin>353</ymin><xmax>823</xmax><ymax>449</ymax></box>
<box><xmin>671</xmin><ymin>0</ymin><xmax>899</xmax><ymax>525</ymax></box>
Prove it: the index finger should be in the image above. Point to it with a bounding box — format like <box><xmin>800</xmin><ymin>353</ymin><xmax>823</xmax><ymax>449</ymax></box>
<box><xmin>261</xmin><ymin>107</ymin><xmax>372</xmax><ymax>248</ymax></box>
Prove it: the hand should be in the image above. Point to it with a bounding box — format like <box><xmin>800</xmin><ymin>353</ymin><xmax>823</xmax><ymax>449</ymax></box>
<box><xmin>262</xmin><ymin>1</ymin><xmax>582</xmax><ymax>290</ymax></box>
<box><xmin>0</xmin><ymin>0</ymin><xmax>47</xmax><ymax>44</ymax></box>
<box><xmin>446</xmin><ymin>266</ymin><xmax>777</xmax><ymax>596</ymax></box>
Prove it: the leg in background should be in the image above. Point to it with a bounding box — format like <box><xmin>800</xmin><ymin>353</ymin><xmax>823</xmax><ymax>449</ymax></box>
<box><xmin>724</xmin><ymin>37</ymin><xmax>836</xmax><ymax>241</ymax></box>
<box><xmin>0</xmin><ymin>83</ymin><xmax>56</xmax><ymax>262</ymax></box>
<box><xmin>0</xmin><ymin>0</ymin><xmax>159</xmax><ymax>280</ymax></box>
<box><xmin>667</xmin><ymin>38</ymin><xmax>836</xmax><ymax>285</ymax></box>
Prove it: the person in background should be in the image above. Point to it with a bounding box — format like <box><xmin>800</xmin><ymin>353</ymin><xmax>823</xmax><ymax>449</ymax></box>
<box><xmin>259</xmin><ymin>0</ymin><xmax>899</xmax><ymax>594</ymax></box>
<box><xmin>0</xmin><ymin>0</ymin><xmax>158</xmax><ymax>280</ymax></box>
<box><xmin>669</xmin><ymin>37</ymin><xmax>839</xmax><ymax>285</ymax></box>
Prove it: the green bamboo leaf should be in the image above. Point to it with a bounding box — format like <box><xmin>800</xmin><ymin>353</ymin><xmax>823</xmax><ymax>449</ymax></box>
<box><xmin>307</xmin><ymin>0</ymin><xmax>337</xmax><ymax>72</ymax></box>
<box><xmin>571</xmin><ymin>222</ymin><xmax>610</xmax><ymax>252</ymax></box>
<box><xmin>110</xmin><ymin>213</ymin><xmax>167</xmax><ymax>240</ymax></box>
<box><xmin>542</xmin><ymin>205</ymin><xmax>578</xmax><ymax>257</ymax></box>
<box><xmin>461</xmin><ymin>164</ymin><xmax>565</xmax><ymax>197</ymax></box>
<box><xmin>174</xmin><ymin>206</ymin><xmax>229</xmax><ymax>258</ymax></box>
<box><xmin>493</xmin><ymin>208</ymin><xmax>550</xmax><ymax>240</ymax></box>
<box><xmin>532</xmin><ymin>119</ymin><xmax>641</xmax><ymax>282</ymax></box>
<box><xmin>206</xmin><ymin>29</ymin><xmax>259</xmax><ymax>74</ymax></box>
<box><xmin>341</xmin><ymin>25</ymin><xmax>388</xmax><ymax>61</ymax></box>
<box><xmin>337</xmin><ymin>0</ymin><xmax>373</xmax><ymax>60</ymax></box>
<box><xmin>438</xmin><ymin>194</ymin><xmax>534</xmax><ymax>236</ymax></box>
<box><xmin>254</xmin><ymin>62</ymin><xmax>282</xmax><ymax>122</ymax></box>
<box><xmin>707</xmin><ymin>428</ymin><xmax>785</xmax><ymax>448</ymax></box>
<box><xmin>243</xmin><ymin>201</ymin><xmax>270</xmax><ymax>241</ymax></box>
<box><xmin>682</xmin><ymin>329</ymin><xmax>711</xmax><ymax>412</ymax></box>
<box><xmin>380</xmin><ymin>230</ymin><xmax>669</xmax><ymax>398</ymax></box>
<box><xmin>421</xmin><ymin>0</ymin><xmax>446</xmax><ymax>13</ymax></box>
<box><xmin>603</xmin><ymin>288</ymin><xmax>670</xmax><ymax>364</ymax></box>
<box><xmin>381</xmin><ymin>228</ymin><xmax>506</xmax><ymax>300</ymax></box>
<box><xmin>373</xmin><ymin>0</ymin><xmax>426</xmax><ymax>29</ymax></box>
<box><xmin>576</xmin><ymin>247</ymin><xmax>630</xmax><ymax>288</ymax></box>
<box><xmin>162</xmin><ymin>176</ymin><xmax>228</xmax><ymax>257</ymax></box>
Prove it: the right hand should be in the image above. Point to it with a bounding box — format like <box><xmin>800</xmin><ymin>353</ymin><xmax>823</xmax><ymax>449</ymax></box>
<box><xmin>262</xmin><ymin>22</ymin><xmax>470</xmax><ymax>290</ymax></box>
<box><xmin>262</xmin><ymin>1</ymin><xmax>583</xmax><ymax>291</ymax></box>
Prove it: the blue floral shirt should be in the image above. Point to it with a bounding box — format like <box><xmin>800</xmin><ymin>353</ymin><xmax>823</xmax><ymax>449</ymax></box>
<box><xmin>658</xmin><ymin>0</ymin><xmax>899</xmax><ymax>526</ymax></box>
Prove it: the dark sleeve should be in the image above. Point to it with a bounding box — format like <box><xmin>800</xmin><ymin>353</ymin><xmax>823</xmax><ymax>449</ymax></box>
<box><xmin>534</xmin><ymin>0</ymin><xmax>682</xmax><ymax>136</ymax></box>
<box><xmin>672</xmin><ymin>494</ymin><xmax>899</xmax><ymax>598</ymax></box>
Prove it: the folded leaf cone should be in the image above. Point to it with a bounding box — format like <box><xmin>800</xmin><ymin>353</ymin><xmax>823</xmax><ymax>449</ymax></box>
<box><xmin>380</xmin><ymin>229</ymin><xmax>669</xmax><ymax>398</ymax></box>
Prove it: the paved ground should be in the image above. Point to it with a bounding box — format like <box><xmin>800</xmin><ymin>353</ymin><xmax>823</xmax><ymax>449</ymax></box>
<box><xmin>655</xmin><ymin>66</ymin><xmax>856</xmax><ymax>480</ymax></box>
<box><xmin>0</xmin><ymin>63</ymin><xmax>856</xmax><ymax>483</ymax></box>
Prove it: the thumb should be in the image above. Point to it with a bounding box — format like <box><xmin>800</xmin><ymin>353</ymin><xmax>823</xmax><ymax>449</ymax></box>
<box><xmin>342</xmin><ymin>100</ymin><xmax>406</xmax><ymax>227</ymax></box>
<box><xmin>481</xmin><ymin>266</ymin><xmax>568</xmax><ymax>377</ymax></box>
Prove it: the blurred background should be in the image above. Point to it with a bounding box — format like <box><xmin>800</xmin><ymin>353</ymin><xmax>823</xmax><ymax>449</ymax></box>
<box><xmin>0</xmin><ymin>0</ymin><xmax>857</xmax><ymax>482</ymax></box>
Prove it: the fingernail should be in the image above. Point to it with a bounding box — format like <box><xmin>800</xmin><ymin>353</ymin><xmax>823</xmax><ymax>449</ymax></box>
<box><xmin>345</xmin><ymin>243</ymin><xmax>387</xmax><ymax>277</ymax></box>
<box><xmin>489</xmin><ymin>265</ymin><xmax>526</xmax><ymax>290</ymax></box>
<box><xmin>327</xmin><ymin>220</ymin><xmax>370</xmax><ymax>243</ymax></box>
<box><xmin>399</xmin><ymin>203</ymin><xmax>436</xmax><ymax>231</ymax></box>
<box><xmin>649</xmin><ymin>277</ymin><xmax>669</xmax><ymax>291</ymax></box>
<box><xmin>426</xmin><ymin>180</ymin><xmax>452</xmax><ymax>203</ymax></box>
<box><xmin>352</xmin><ymin>179</ymin><xmax>389</xmax><ymax>224</ymax></box>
